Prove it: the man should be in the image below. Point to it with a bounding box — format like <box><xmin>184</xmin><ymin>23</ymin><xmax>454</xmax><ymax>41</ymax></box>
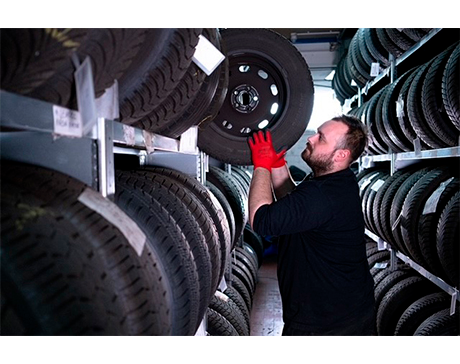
<box><xmin>248</xmin><ymin>115</ymin><xmax>375</xmax><ymax>336</ymax></box>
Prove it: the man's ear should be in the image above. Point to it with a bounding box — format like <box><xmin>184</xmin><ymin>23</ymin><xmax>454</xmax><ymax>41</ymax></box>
<box><xmin>335</xmin><ymin>149</ymin><xmax>351</xmax><ymax>162</ymax></box>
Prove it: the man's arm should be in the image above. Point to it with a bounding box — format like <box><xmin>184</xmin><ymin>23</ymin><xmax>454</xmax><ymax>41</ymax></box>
<box><xmin>248</xmin><ymin>167</ymin><xmax>273</xmax><ymax>229</ymax></box>
<box><xmin>271</xmin><ymin>164</ymin><xmax>295</xmax><ymax>200</ymax></box>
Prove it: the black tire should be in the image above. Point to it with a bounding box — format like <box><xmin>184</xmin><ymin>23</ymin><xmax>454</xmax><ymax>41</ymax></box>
<box><xmin>232</xmin><ymin>260</ymin><xmax>255</xmax><ymax>295</ymax></box>
<box><xmin>374</xmin><ymin>267</ymin><xmax>415</xmax><ymax>314</ymax></box>
<box><xmin>133</xmin><ymin>29</ymin><xmax>225</xmax><ymax>138</ymax></box>
<box><xmin>365</xmin><ymin>88</ymin><xmax>391</xmax><ymax>154</ymax></box>
<box><xmin>234</xmin><ymin>248</ymin><xmax>258</xmax><ymax>286</ymax></box>
<box><xmin>385</xmin><ymin>29</ymin><xmax>416</xmax><ymax>52</ymax></box>
<box><xmin>399</xmin><ymin>166</ymin><xmax>453</xmax><ymax>267</ymax></box>
<box><xmin>209</xmin><ymin>291</ymin><xmax>249</xmax><ymax>336</ymax></box>
<box><xmin>242</xmin><ymin>241</ymin><xmax>260</xmax><ymax>269</ymax></box>
<box><xmin>0</xmin><ymin>29</ymin><xmax>88</xmax><ymax>95</ymax></box>
<box><xmin>376</xmin><ymin>28</ymin><xmax>405</xmax><ymax>58</ymax></box>
<box><xmin>118</xmin><ymin>29</ymin><xmax>202</xmax><ymax>125</ymax></box>
<box><xmin>230</xmin><ymin>273</ymin><xmax>252</xmax><ymax>311</ymax></box>
<box><xmin>114</xmin><ymin>170</ymin><xmax>201</xmax><ymax>335</ymax></box>
<box><xmin>389</xmin><ymin>166</ymin><xmax>434</xmax><ymax>255</ymax></box>
<box><xmin>206</xmin><ymin>308</ymin><xmax>239</xmax><ymax>336</ymax></box>
<box><xmin>408</xmin><ymin>59</ymin><xmax>449</xmax><ymax>149</ymax></box>
<box><xmin>367</xmin><ymin>251</ymin><xmax>391</xmax><ymax>270</ymax></box>
<box><xmin>395</xmin><ymin>292</ymin><xmax>452</xmax><ymax>335</ymax></box>
<box><xmin>243</xmin><ymin>225</ymin><xmax>264</xmax><ymax>268</ymax></box>
<box><xmin>436</xmin><ymin>191</ymin><xmax>460</xmax><ymax>287</ymax></box>
<box><xmin>220</xmin><ymin>286</ymin><xmax>251</xmax><ymax>332</ymax></box>
<box><xmin>419</xmin><ymin>177</ymin><xmax>459</xmax><ymax>279</ymax></box>
<box><xmin>0</xmin><ymin>162</ymin><xmax>172</xmax><ymax>335</ymax></box>
<box><xmin>414</xmin><ymin>308</ymin><xmax>459</xmax><ymax>336</ymax></box>
<box><xmin>207</xmin><ymin>167</ymin><xmax>248</xmax><ymax>248</ymax></box>
<box><xmin>198</xmin><ymin>28</ymin><xmax>314</xmax><ymax>165</ymax></box>
<box><xmin>376</xmin><ymin>276</ymin><xmax>439</xmax><ymax>335</ymax></box>
<box><xmin>382</xmin><ymin>67</ymin><xmax>419</xmax><ymax>152</ymax></box>
<box><xmin>142</xmin><ymin>167</ymin><xmax>230</xmax><ymax>292</ymax></box>
<box><xmin>206</xmin><ymin>181</ymin><xmax>236</xmax><ymax>251</ymax></box>
<box><xmin>29</xmin><ymin>29</ymin><xmax>148</xmax><ymax>109</ymax></box>
<box><xmin>442</xmin><ymin>44</ymin><xmax>460</xmax><ymax>131</ymax></box>
<box><xmin>364</xmin><ymin>171</ymin><xmax>391</xmax><ymax>233</ymax></box>
<box><xmin>363</xmin><ymin>28</ymin><xmax>390</xmax><ymax>68</ymax></box>
<box><xmin>421</xmin><ymin>43</ymin><xmax>459</xmax><ymax>147</ymax></box>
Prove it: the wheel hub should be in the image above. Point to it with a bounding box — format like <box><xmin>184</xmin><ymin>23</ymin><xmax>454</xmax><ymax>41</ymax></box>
<box><xmin>231</xmin><ymin>84</ymin><xmax>260</xmax><ymax>113</ymax></box>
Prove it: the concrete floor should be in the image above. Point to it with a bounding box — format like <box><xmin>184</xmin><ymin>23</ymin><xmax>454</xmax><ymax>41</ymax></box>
<box><xmin>249</xmin><ymin>254</ymin><xmax>284</xmax><ymax>336</ymax></box>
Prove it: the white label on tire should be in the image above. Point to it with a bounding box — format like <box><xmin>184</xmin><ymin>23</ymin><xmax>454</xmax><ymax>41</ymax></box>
<box><xmin>214</xmin><ymin>290</ymin><xmax>229</xmax><ymax>302</ymax></box>
<box><xmin>422</xmin><ymin>177</ymin><xmax>455</xmax><ymax>215</ymax></box>
<box><xmin>192</xmin><ymin>34</ymin><xmax>225</xmax><ymax>76</ymax></box>
<box><xmin>371</xmin><ymin>179</ymin><xmax>385</xmax><ymax>192</ymax></box>
<box><xmin>78</xmin><ymin>187</ymin><xmax>146</xmax><ymax>256</ymax></box>
<box><xmin>53</xmin><ymin>105</ymin><xmax>83</xmax><ymax>137</ymax></box>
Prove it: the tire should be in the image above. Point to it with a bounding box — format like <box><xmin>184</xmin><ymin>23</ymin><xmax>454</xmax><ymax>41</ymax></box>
<box><xmin>29</xmin><ymin>29</ymin><xmax>147</xmax><ymax>108</ymax></box>
<box><xmin>376</xmin><ymin>276</ymin><xmax>439</xmax><ymax>335</ymax></box>
<box><xmin>419</xmin><ymin>177</ymin><xmax>459</xmax><ymax>279</ymax></box>
<box><xmin>436</xmin><ymin>191</ymin><xmax>460</xmax><ymax>287</ymax></box>
<box><xmin>385</xmin><ymin>29</ymin><xmax>416</xmax><ymax>52</ymax></box>
<box><xmin>365</xmin><ymin>88</ymin><xmax>391</xmax><ymax>154</ymax></box>
<box><xmin>363</xmin><ymin>28</ymin><xmax>390</xmax><ymax>68</ymax></box>
<box><xmin>114</xmin><ymin>170</ymin><xmax>201</xmax><ymax>335</ymax></box>
<box><xmin>220</xmin><ymin>286</ymin><xmax>251</xmax><ymax>332</ymax></box>
<box><xmin>198</xmin><ymin>28</ymin><xmax>314</xmax><ymax>165</ymax></box>
<box><xmin>376</xmin><ymin>28</ymin><xmax>405</xmax><ymax>58</ymax></box>
<box><xmin>0</xmin><ymin>29</ymin><xmax>88</xmax><ymax>95</ymax></box>
<box><xmin>234</xmin><ymin>248</ymin><xmax>258</xmax><ymax>286</ymax></box>
<box><xmin>408</xmin><ymin>59</ymin><xmax>449</xmax><ymax>149</ymax></box>
<box><xmin>442</xmin><ymin>44</ymin><xmax>460</xmax><ymax>131</ymax></box>
<box><xmin>230</xmin><ymin>273</ymin><xmax>252</xmax><ymax>311</ymax></box>
<box><xmin>0</xmin><ymin>162</ymin><xmax>172</xmax><ymax>335</ymax></box>
<box><xmin>243</xmin><ymin>225</ymin><xmax>264</xmax><ymax>268</ymax></box>
<box><xmin>232</xmin><ymin>260</ymin><xmax>255</xmax><ymax>295</ymax></box>
<box><xmin>389</xmin><ymin>166</ymin><xmax>434</xmax><ymax>255</ymax></box>
<box><xmin>414</xmin><ymin>308</ymin><xmax>459</xmax><ymax>336</ymax></box>
<box><xmin>209</xmin><ymin>291</ymin><xmax>249</xmax><ymax>336</ymax></box>
<box><xmin>118</xmin><ymin>29</ymin><xmax>202</xmax><ymax>125</ymax></box>
<box><xmin>395</xmin><ymin>292</ymin><xmax>452</xmax><ymax>335</ymax></box>
<box><xmin>142</xmin><ymin>167</ymin><xmax>230</xmax><ymax>292</ymax></box>
<box><xmin>381</xmin><ymin>67</ymin><xmax>419</xmax><ymax>152</ymax></box>
<box><xmin>399</xmin><ymin>166</ymin><xmax>453</xmax><ymax>267</ymax></box>
<box><xmin>421</xmin><ymin>43</ymin><xmax>459</xmax><ymax>147</ymax></box>
<box><xmin>367</xmin><ymin>251</ymin><xmax>391</xmax><ymax>270</ymax></box>
<box><xmin>207</xmin><ymin>167</ymin><xmax>248</xmax><ymax>248</ymax></box>
<box><xmin>206</xmin><ymin>308</ymin><xmax>239</xmax><ymax>336</ymax></box>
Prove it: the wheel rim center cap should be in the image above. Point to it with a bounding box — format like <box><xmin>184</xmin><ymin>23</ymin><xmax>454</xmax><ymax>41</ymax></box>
<box><xmin>231</xmin><ymin>84</ymin><xmax>259</xmax><ymax>113</ymax></box>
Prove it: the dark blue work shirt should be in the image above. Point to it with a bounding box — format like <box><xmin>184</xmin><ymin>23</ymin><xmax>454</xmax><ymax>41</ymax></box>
<box><xmin>253</xmin><ymin>168</ymin><xmax>375</xmax><ymax>332</ymax></box>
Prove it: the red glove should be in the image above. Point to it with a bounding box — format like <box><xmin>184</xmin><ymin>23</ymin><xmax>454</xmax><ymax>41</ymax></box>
<box><xmin>248</xmin><ymin>130</ymin><xmax>286</xmax><ymax>172</ymax></box>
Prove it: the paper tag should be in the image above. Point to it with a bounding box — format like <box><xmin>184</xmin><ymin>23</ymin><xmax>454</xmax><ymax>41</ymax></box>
<box><xmin>351</xmin><ymin>79</ymin><xmax>357</xmax><ymax>87</ymax></box>
<box><xmin>371</xmin><ymin>179</ymin><xmax>385</xmax><ymax>192</ymax></box>
<box><xmin>179</xmin><ymin>126</ymin><xmax>198</xmax><ymax>154</ymax></box>
<box><xmin>396</xmin><ymin>97</ymin><xmax>405</xmax><ymax>118</ymax></box>
<box><xmin>370</xmin><ymin>62</ymin><xmax>380</xmax><ymax>77</ymax></box>
<box><xmin>53</xmin><ymin>105</ymin><xmax>83</xmax><ymax>137</ymax></box>
<box><xmin>360</xmin><ymin>175</ymin><xmax>376</xmax><ymax>191</ymax></box>
<box><xmin>77</xmin><ymin>187</ymin><xmax>146</xmax><ymax>256</ymax></box>
<box><xmin>374</xmin><ymin>262</ymin><xmax>388</xmax><ymax>269</ymax></box>
<box><xmin>218</xmin><ymin>276</ymin><xmax>228</xmax><ymax>292</ymax></box>
<box><xmin>123</xmin><ymin>125</ymin><xmax>136</xmax><ymax>146</ymax></box>
<box><xmin>422</xmin><ymin>177</ymin><xmax>455</xmax><ymax>215</ymax></box>
<box><xmin>192</xmin><ymin>34</ymin><xmax>225</xmax><ymax>76</ymax></box>
<box><xmin>74</xmin><ymin>56</ymin><xmax>97</xmax><ymax>135</ymax></box>
<box><xmin>215</xmin><ymin>290</ymin><xmax>229</xmax><ymax>302</ymax></box>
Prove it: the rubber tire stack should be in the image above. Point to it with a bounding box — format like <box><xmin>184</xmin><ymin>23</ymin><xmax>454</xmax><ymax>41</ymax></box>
<box><xmin>1</xmin><ymin>28</ymin><xmax>313</xmax><ymax>167</ymax></box>
<box><xmin>357</xmin><ymin>162</ymin><xmax>459</xmax><ymax>336</ymax></box>
<box><xmin>332</xmin><ymin>28</ymin><xmax>433</xmax><ymax>104</ymax></box>
<box><xmin>0</xmin><ymin>161</ymin><xmax>262</xmax><ymax>335</ymax></box>
<box><xmin>347</xmin><ymin>42</ymin><xmax>460</xmax><ymax>155</ymax></box>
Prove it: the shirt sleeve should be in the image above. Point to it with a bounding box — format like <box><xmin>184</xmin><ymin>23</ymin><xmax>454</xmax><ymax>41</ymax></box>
<box><xmin>253</xmin><ymin>181</ymin><xmax>333</xmax><ymax>237</ymax></box>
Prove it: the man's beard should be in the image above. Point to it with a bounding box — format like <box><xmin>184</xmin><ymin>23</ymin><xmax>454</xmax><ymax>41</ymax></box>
<box><xmin>302</xmin><ymin>146</ymin><xmax>335</xmax><ymax>176</ymax></box>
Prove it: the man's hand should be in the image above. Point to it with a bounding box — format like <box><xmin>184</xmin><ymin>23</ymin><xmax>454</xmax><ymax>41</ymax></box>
<box><xmin>248</xmin><ymin>130</ymin><xmax>286</xmax><ymax>172</ymax></box>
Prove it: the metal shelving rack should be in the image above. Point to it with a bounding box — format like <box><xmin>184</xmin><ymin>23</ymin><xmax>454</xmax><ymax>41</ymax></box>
<box><xmin>0</xmin><ymin>88</ymin><xmax>205</xmax><ymax>195</ymax></box>
<box><xmin>348</xmin><ymin>28</ymin><xmax>460</xmax><ymax>313</ymax></box>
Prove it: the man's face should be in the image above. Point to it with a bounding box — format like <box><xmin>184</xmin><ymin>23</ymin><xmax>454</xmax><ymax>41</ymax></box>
<box><xmin>301</xmin><ymin>120</ymin><xmax>348</xmax><ymax>174</ymax></box>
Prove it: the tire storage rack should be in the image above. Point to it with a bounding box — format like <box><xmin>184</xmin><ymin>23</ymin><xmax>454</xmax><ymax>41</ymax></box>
<box><xmin>0</xmin><ymin>29</ymin><xmax>275</xmax><ymax>336</ymax></box>
<box><xmin>338</xmin><ymin>28</ymin><xmax>460</xmax><ymax>335</ymax></box>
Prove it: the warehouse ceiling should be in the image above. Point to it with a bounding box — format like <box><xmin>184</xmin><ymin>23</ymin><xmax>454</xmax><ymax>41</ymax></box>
<box><xmin>270</xmin><ymin>28</ymin><xmax>358</xmax><ymax>88</ymax></box>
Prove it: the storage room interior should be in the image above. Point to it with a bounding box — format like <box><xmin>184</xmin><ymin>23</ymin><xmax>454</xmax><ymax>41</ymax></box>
<box><xmin>0</xmin><ymin>18</ymin><xmax>459</xmax><ymax>364</ymax></box>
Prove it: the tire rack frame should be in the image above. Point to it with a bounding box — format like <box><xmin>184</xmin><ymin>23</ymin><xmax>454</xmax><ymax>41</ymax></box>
<box><xmin>347</xmin><ymin>28</ymin><xmax>460</xmax><ymax>316</ymax></box>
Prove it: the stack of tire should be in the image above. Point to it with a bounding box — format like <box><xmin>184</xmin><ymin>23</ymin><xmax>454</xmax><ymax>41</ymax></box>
<box><xmin>0</xmin><ymin>28</ymin><xmax>227</xmax><ymax>139</ymax></box>
<box><xmin>358</xmin><ymin>163</ymin><xmax>459</xmax><ymax>335</ymax></box>
<box><xmin>0</xmin><ymin>161</ymin><xmax>261</xmax><ymax>335</ymax></box>
<box><xmin>333</xmin><ymin>28</ymin><xmax>433</xmax><ymax>104</ymax></box>
<box><xmin>1</xmin><ymin>28</ymin><xmax>314</xmax><ymax>167</ymax></box>
<box><xmin>366</xmin><ymin>241</ymin><xmax>458</xmax><ymax>336</ymax></box>
<box><xmin>349</xmin><ymin>42</ymin><xmax>459</xmax><ymax>155</ymax></box>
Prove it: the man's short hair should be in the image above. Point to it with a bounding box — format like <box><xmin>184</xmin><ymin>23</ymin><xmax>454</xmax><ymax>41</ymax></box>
<box><xmin>332</xmin><ymin>114</ymin><xmax>368</xmax><ymax>163</ymax></box>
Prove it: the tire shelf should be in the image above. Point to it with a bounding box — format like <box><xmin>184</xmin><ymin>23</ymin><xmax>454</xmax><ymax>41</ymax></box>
<box><xmin>355</xmin><ymin>28</ymin><xmax>459</xmax><ymax>319</ymax></box>
<box><xmin>0</xmin><ymin>89</ymin><xmax>206</xmax><ymax>196</ymax></box>
<box><xmin>365</xmin><ymin>229</ymin><xmax>459</xmax><ymax>314</ymax></box>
